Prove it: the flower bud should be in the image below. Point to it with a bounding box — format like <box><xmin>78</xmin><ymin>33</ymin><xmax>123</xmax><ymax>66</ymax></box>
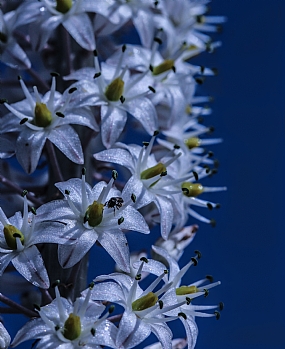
<box><xmin>140</xmin><ymin>163</ymin><xmax>166</xmax><ymax>180</ymax></box>
<box><xmin>3</xmin><ymin>224</ymin><xmax>24</xmax><ymax>250</ymax></box>
<box><xmin>0</xmin><ymin>322</ymin><xmax>11</xmax><ymax>349</ymax></box>
<box><xmin>63</xmin><ymin>313</ymin><xmax>81</xmax><ymax>340</ymax></box>
<box><xmin>84</xmin><ymin>201</ymin><xmax>104</xmax><ymax>227</ymax></box>
<box><xmin>181</xmin><ymin>182</ymin><xmax>204</xmax><ymax>197</ymax></box>
<box><xmin>132</xmin><ymin>292</ymin><xmax>158</xmax><ymax>311</ymax></box>
<box><xmin>56</xmin><ymin>0</ymin><xmax>73</xmax><ymax>13</ymax></box>
<box><xmin>105</xmin><ymin>77</ymin><xmax>125</xmax><ymax>102</ymax></box>
<box><xmin>152</xmin><ymin>59</ymin><xmax>175</xmax><ymax>76</ymax></box>
<box><xmin>184</xmin><ymin>137</ymin><xmax>201</xmax><ymax>149</ymax></box>
<box><xmin>34</xmin><ymin>103</ymin><xmax>52</xmax><ymax>127</ymax></box>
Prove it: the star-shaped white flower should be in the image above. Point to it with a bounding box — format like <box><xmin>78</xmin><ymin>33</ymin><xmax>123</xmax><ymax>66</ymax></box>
<box><xmin>37</xmin><ymin>170</ymin><xmax>149</xmax><ymax>271</ymax></box>
<box><xmin>0</xmin><ymin>193</ymin><xmax>71</xmax><ymax>289</ymax></box>
<box><xmin>3</xmin><ymin>75</ymin><xmax>98</xmax><ymax>173</ymax></box>
<box><xmin>11</xmin><ymin>284</ymin><xmax>118</xmax><ymax>348</ymax></box>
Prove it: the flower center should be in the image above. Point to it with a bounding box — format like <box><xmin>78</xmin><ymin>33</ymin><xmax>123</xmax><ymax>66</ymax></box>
<box><xmin>84</xmin><ymin>201</ymin><xmax>104</xmax><ymax>227</ymax></box>
<box><xmin>3</xmin><ymin>224</ymin><xmax>25</xmax><ymax>250</ymax></box>
<box><xmin>56</xmin><ymin>0</ymin><xmax>73</xmax><ymax>13</ymax></box>
<box><xmin>34</xmin><ymin>102</ymin><xmax>52</xmax><ymax>127</ymax></box>
<box><xmin>176</xmin><ymin>285</ymin><xmax>198</xmax><ymax>295</ymax></box>
<box><xmin>63</xmin><ymin>313</ymin><xmax>81</xmax><ymax>341</ymax></box>
<box><xmin>152</xmin><ymin>59</ymin><xmax>175</xmax><ymax>76</ymax></box>
<box><xmin>140</xmin><ymin>163</ymin><xmax>167</xmax><ymax>180</ymax></box>
<box><xmin>105</xmin><ymin>77</ymin><xmax>125</xmax><ymax>102</ymax></box>
<box><xmin>181</xmin><ymin>182</ymin><xmax>204</xmax><ymax>197</ymax></box>
<box><xmin>184</xmin><ymin>137</ymin><xmax>201</xmax><ymax>149</ymax></box>
<box><xmin>132</xmin><ymin>292</ymin><xmax>158</xmax><ymax>311</ymax></box>
<box><xmin>0</xmin><ymin>32</ymin><xmax>8</xmax><ymax>44</ymax></box>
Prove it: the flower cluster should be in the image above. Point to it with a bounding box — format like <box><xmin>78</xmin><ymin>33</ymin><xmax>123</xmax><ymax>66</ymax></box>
<box><xmin>0</xmin><ymin>0</ymin><xmax>226</xmax><ymax>348</ymax></box>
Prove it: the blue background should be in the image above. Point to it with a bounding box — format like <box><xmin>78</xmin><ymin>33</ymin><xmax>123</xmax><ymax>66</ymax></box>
<box><xmin>2</xmin><ymin>1</ymin><xmax>285</xmax><ymax>348</ymax></box>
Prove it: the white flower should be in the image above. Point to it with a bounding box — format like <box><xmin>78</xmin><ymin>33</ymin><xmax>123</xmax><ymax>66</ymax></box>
<box><xmin>0</xmin><ymin>194</ymin><xmax>71</xmax><ymax>289</ymax></box>
<box><xmin>3</xmin><ymin>76</ymin><xmax>98</xmax><ymax>173</ymax></box>
<box><xmin>37</xmin><ymin>170</ymin><xmax>149</xmax><ymax>271</ymax></box>
<box><xmin>95</xmin><ymin>133</ymin><xmax>182</xmax><ymax>239</ymax></box>
<box><xmin>0</xmin><ymin>322</ymin><xmax>11</xmax><ymax>349</ymax></box>
<box><xmin>11</xmin><ymin>284</ymin><xmax>118</xmax><ymax>348</ymax></box>
<box><xmin>65</xmin><ymin>48</ymin><xmax>157</xmax><ymax>148</ymax></box>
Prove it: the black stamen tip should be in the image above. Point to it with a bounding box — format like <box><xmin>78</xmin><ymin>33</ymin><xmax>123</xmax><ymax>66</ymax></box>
<box><xmin>172</xmin><ymin>66</ymin><xmax>176</xmax><ymax>73</ymax></box>
<box><xmin>122</xmin><ymin>44</ymin><xmax>126</xmax><ymax>52</ymax></box>
<box><xmin>154</xmin><ymin>37</ymin><xmax>162</xmax><ymax>45</ymax></box>
<box><xmin>68</xmin><ymin>87</ymin><xmax>77</xmax><ymax>94</ymax></box>
<box><xmin>148</xmin><ymin>86</ymin><xmax>156</xmax><ymax>93</ymax></box>
<box><xmin>33</xmin><ymin>304</ymin><xmax>41</xmax><ymax>311</ymax></box>
<box><xmin>186</xmin><ymin>297</ymin><xmax>191</xmax><ymax>305</ymax></box>
<box><xmin>91</xmin><ymin>328</ymin><xmax>96</xmax><ymax>336</ymax></box>
<box><xmin>120</xmin><ymin>95</ymin><xmax>125</xmax><ymax>103</ymax></box>
<box><xmin>210</xmin><ymin>219</ymin><xmax>216</xmax><ymax>227</ymax></box>
<box><xmin>191</xmin><ymin>257</ymin><xmax>198</xmax><ymax>266</ymax></box>
<box><xmin>207</xmin><ymin>203</ymin><xmax>213</xmax><ymax>210</ymax></box>
<box><xmin>159</xmin><ymin>300</ymin><xmax>163</xmax><ymax>309</ymax></box>
<box><xmin>65</xmin><ymin>189</ymin><xmax>70</xmax><ymax>195</ymax></box>
<box><xmin>149</xmin><ymin>64</ymin><xmax>154</xmax><ymax>72</ymax></box>
<box><xmin>140</xmin><ymin>256</ymin><xmax>148</xmax><ymax>263</ymax></box>
<box><xmin>214</xmin><ymin>310</ymin><xmax>221</xmax><ymax>320</ymax></box>
<box><xmin>93</xmin><ymin>49</ymin><xmax>98</xmax><ymax>57</ymax></box>
<box><xmin>216</xmin><ymin>203</ymin><xmax>221</xmax><ymax>209</ymax></box>
<box><xmin>20</xmin><ymin>117</ymin><xmax>29</xmax><ymax>125</ymax></box>
<box><xmin>82</xmin><ymin>167</ymin><xmax>86</xmax><ymax>175</ymax></box>
<box><xmin>206</xmin><ymin>275</ymin><xmax>214</xmax><ymax>283</ymax></box>
<box><xmin>0</xmin><ymin>98</ymin><xmax>8</xmax><ymax>104</ymax></box>
<box><xmin>153</xmin><ymin>130</ymin><xmax>159</xmax><ymax>136</ymax></box>
<box><xmin>118</xmin><ymin>217</ymin><xmax>124</xmax><ymax>225</ymax></box>
<box><xmin>193</xmin><ymin>171</ymin><xmax>199</xmax><ymax>181</ymax></box>
<box><xmin>50</xmin><ymin>71</ymin><xmax>60</xmax><ymax>77</ymax></box>
<box><xmin>93</xmin><ymin>72</ymin><xmax>101</xmax><ymax>79</ymax></box>
<box><xmin>18</xmin><ymin>75</ymin><xmax>22</xmax><ymax>80</ymax></box>
<box><xmin>51</xmin><ymin>280</ymin><xmax>60</xmax><ymax>288</ymax></box>
<box><xmin>131</xmin><ymin>193</ymin><xmax>136</xmax><ymax>203</ymax></box>
<box><xmin>204</xmin><ymin>288</ymin><xmax>209</xmax><ymax>297</ymax></box>
<box><xmin>178</xmin><ymin>312</ymin><xmax>187</xmax><ymax>320</ymax></box>
<box><xmin>109</xmin><ymin>305</ymin><xmax>115</xmax><ymax>313</ymax></box>
<box><xmin>135</xmin><ymin>274</ymin><xmax>141</xmax><ymax>281</ymax></box>
<box><xmin>89</xmin><ymin>281</ymin><xmax>95</xmax><ymax>289</ymax></box>
<box><xmin>194</xmin><ymin>250</ymin><xmax>202</xmax><ymax>259</ymax></box>
<box><xmin>219</xmin><ymin>302</ymin><xmax>224</xmax><ymax>311</ymax></box>
<box><xmin>56</xmin><ymin>112</ymin><xmax>65</xmax><ymax>118</ymax></box>
<box><xmin>142</xmin><ymin>141</ymin><xmax>150</xmax><ymax>147</ymax></box>
<box><xmin>21</xmin><ymin>190</ymin><xmax>28</xmax><ymax>197</ymax></box>
<box><xmin>112</xmin><ymin>170</ymin><xmax>118</xmax><ymax>180</ymax></box>
<box><xmin>31</xmin><ymin>207</ymin><xmax>37</xmax><ymax>215</ymax></box>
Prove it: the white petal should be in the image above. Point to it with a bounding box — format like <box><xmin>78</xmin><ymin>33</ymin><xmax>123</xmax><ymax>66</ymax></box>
<box><xmin>11</xmin><ymin>318</ymin><xmax>48</xmax><ymax>347</ymax></box>
<box><xmin>101</xmin><ymin>106</ymin><xmax>127</xmax><ymax>148</ymax></box>
<box><xmin>116</xmin><ymin>311</ymin><xmax>138</xmax><ymax>348</ymax></box>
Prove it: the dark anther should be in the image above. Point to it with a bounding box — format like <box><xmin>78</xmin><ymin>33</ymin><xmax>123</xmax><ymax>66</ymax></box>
<box><xmin>208</xmin><ymin>151</ymin><xmax>214</xmax><ymax>158</ymax></box>
<box><xmin>0</xmin><ymin>98</ymin><xmax>8</xmax><ymax>104</ymax></box>
<box><xmin>172</xmin><ymin>66</ymin><xmax>176</xmax><ymax>73</ymax></box>
<box><xmin>93</xmin><ymin>72</ymin><xmax>101</xmax><ymax>79</ymax></box>
<box><xmin>212</xmin><ymin>67</ymin><xmax>218</xmax><ymax>75</ymax></box>
<box><xmin>194</xmin><ymin>250</ymin><xmax>202</xmax><ymax>259</ymax></box>
<box><xmin>193</xmin><ymin>171</ymin><xmax>199</xmax><ymax>181</ymax></box>
<box><xmin>154</xmin><ymin>1</ymin><xmax>159</xmax><ymax>6</ymax></box>
<box><xmin>200</xmin><ymin>66</ymin><xmax>205</xmax><ymax>73</ymax></box>
<box><xmin>208</xmin><ymin>126</ymin><xmax>215</xmax><ymax>133</ymax></box>
<box><xmin>161</xmin><ymin>170</ymin><xmax>167</xmax><ymax>176</ymax></box>
<box><xmin>82</xmin><ymin>167</ymin><xmax>86</xmax><ymax>175</ymax></box>
<box><xmin>206</xmin><ymin>275</ymin><xmax>214</xmax><ymax>283</ymax></box>
<box><xmin>89</xmin><ymin>281</ymin><xmax>95</xmax><ymax>289</ymax></box>
<box><xmin>33</xmin><ymin>304</ymin><xmax>40</xmax><ymax>311</ymax></box>
<box><xmin>56</xmin><ymin>112</ymin><xmax>64</xmax><ymax>118</ymax></box>
<box><xmin>18</xmin><ymin>75</ymin><xmax>22</xmax><ymax>80</ymax></box>
<box><xmin>186</xmin><ymin>297</ymin><xmax>191</xmax><ymax>305</ymax></box>
<box><xmin>31</xmin><ymin>207</ymin><xmax>37</xmax><ymax>215</ymax></box>
<box><xmin>153</xmin><ymin>130</ymin><xmax>160</xmax><ymax>136</ymax></box>
<box><xmin>174</xmin><ymin>144</ymin><xmax>180</xmax><ymax>149</ymax></box>
<box><xmin>68</xmin><ymin>87</ymin><xmax>77</xmax><ymax>94</ymax></box>
<box><xmin>207</xmin><ymin>203</ymin><xmax>213</xmax><ymax>210</ymax></box>
<box><xmin>159</xmin><ymin>300</ymin><xmax>163</xmax><ymax>309</ymax></box>
<box><xmin>210</xmin><ymin>219</ymin><xmax>216</xmax><ymax>227</ymax></box>
<box><xmin>195</xmin><ymin>77</ymin><xmax>204</xmax><ymax>85</ymax></box>
<box><xmin>182</xmin><ymin>188</ymin><xmax>190</xmax><ymax>195</ymax></box>
<box><xmin>219</xmin><ymin>302</ymin><xmax>224</xmax><ymax>311</ymax></box>
<box><xmin>131</xmin><ymin>193</ymin><xmax>136</xmax><ymax>203</ymax></box>
<box><xmin>203</xmin><ymin>165</ymin><xmax>211</xmax><ymax>174</ymax></box>
<box><xmin>91</xmin><ymin>328</ymin><xmax>96</xmax><ymax>336</ymax></box>
<box><xmin>20</xmin><ymin>118</ymin><xmax>28</xmax><ymax>125</ymax></box>
<box><xmin>214</xmin><ymin>310</ymin><xmax>221</xmax><ymax>320</ymax></box>
<box><xmin>93</xmin><ymin>49</ymin><xmax>98</xmax><ymax>56</ymax></box>
<box><xmin>65</xmin><ymin>189</ymin><xmax>70</xmax><ymax>195</ymax></box>
<box><xmin>196</xmin><ymin>15</ymin><xmax>203</xmax><ymax>23</ymax></box>
<box><xmin>140</xmin><ymin>256</ymin><xmax>148</xmax><ymax>263</ymax></box>
<box><xmin>204</xmin><ymin>288</ymin><xmax>209</xmax><ymax>297</ymax></box>
<box><xmin>13</xmin><ymin>233</ymin><xmax>22</xmax><ymax>238</ymax></box>
<box><xmin>211</xmin><ymin>168</ymin><xmax>218</xmax><ymax>175</ymax></box>
<box><xmin>148</xmin><ymin>86</ymin><xmax>156</xmax><ymax>93</ymax></box>
<box><xmin>118</xmin><ymin>217</ymin><xmax>124</xmax><ymax>225</ymax></box>
<box><xmin>214</xmin><ymin>159</ymin><xmax>219</xmax><ymax>168</ymax></box>
<box><xmin>122</xmin><ymin>44</ymin><xmax>126</xmax><ymax>52</ymax></box>
<box><xmin>178</xmin><ymin>312</ymin><xmax>187</xmax><ymax>320</ymax></box>
<box><xmin>51</xmin><ymin>280</ymin><xmax>60</xmax><ymax>288</ymax></box>
<box><xmin>149</xmin><ymin>64</ymin><xmax>154</xmax><ymax>72</ymax></box>
<box><xmin>216</xmin><ymin>203</ymin><xmax>221</xmax><ymax>209</ymax></box>
<box><xmin>135</xmin><ymin>274</ymin><xmax>141</xmax><ymax>281</ymax></box>
<box><xmin>143</xmin><ymin>141</ymin><xmax>149</xmax><ymax>146</ymax></box>
<box><xmin>21</xmin><ymin>190</ymin><xmax>28</xmax><ymax>197</ymax></box>
<box><xmin>191</xmin><ymin>257</ymin><xmax>198</xmax><ymax>266</ymax></box>
<box><xmin>154</xmin><ymin>37</ymin><xmax>162</xmax><ymax>45</ymax></box>
<box><xmin>112</xmin><ymin>170</ymin><xmax>118</xmax><ymax>180</ymax></box>
<box><xmin>164</xmin><ymin>269</ymin><xmax>168</xmax><ymax>274</ymax></box>
<box><xmin>54</xmin><ymin>325</ymin><xmax>60</xmax><ymax>331</ymax></box>
<box><xmin>120</xmin><ymin>96</ymin><xmax>125</xmax><ymax>103</ymax></box>
<box><xmin>50</xmin><ymin>72</ymin><xmax>60</xmax><ymax>77</ymax></box>
<box><xmin>109</xmin><ymin>305</ymin><xmax>115</xmax><ymax>313</ymax></box>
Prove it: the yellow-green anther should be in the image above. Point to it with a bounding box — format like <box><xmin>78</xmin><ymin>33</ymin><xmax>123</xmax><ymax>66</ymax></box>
<box><xmin>63</xmin><ymin>313</ymin><xmax>81</xmax><ymax>341</ymax></box>
<box><xmin>0</xmin><ymin>32</ymin><xmax>8</xmax><ymax>43</ymax></box>
<box><xmin>140</xmin><ymin>163</ymin><xmax>166</xmax><ymax>180</ymax></box>
<box><xmin>85</xmin><ymin>201</ymin><xmax>104</xmax><ymax>227</ymax></box>
<box><xmin>105</xmin><ymin>77</ymin><xmax>125</xmax><ymax>102</ymax></box>
<box><xmin>4</xmin><ymin>225</ymin><xmax>24</xmax><ymax>250</ymax></box>
<box><xmin>181</xmin><ymin>182</ymin><xmax>204</xmax><ymax>197</ymax></box>
<box><xmin>132</xmin><ymin>292</ymin><xmax>158</xmax><ymax>311</ymax></box>
<box><xmin>176</xmin><ymin>285</ymin><xmax>198</xmax><ymax>295</ymax></box>
<box><xmin>184</xmin><ymin>137</ymin><xmax>201</xmax><ymax>149</ymax></box>
<box><xmin>56</xmin><ymin>0</ymin><xmax>72</xmax><ymax>13</ymax></box>
<box><xmin>152</xmin><ymin>59</ymin><xmax>175</xmax><ymax>76</ymax></box>
<box><xmin>185</xmin><ymin>105</ymin><xmax>192</xmax><ymax>115</ymax></box>
<box><xmin>34</xmin><ymin>103</ymin><xmax>52</xmax><ymax>127</ymax></box>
